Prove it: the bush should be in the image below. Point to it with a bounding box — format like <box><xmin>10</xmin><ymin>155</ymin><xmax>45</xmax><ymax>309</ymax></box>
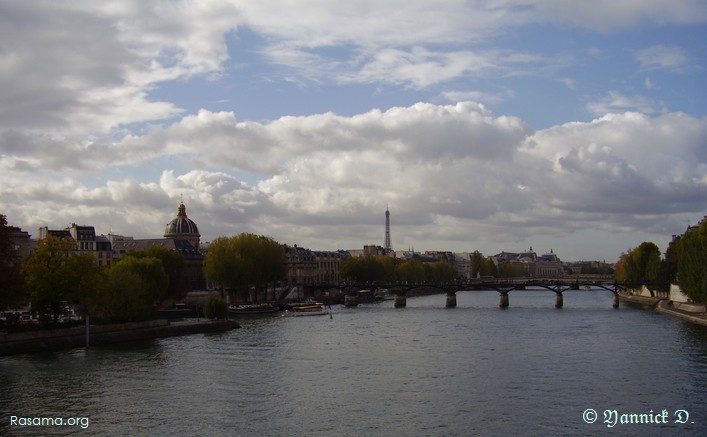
<box><xmin>203</xmin><ymin>295</ymin><xmax>228</xmax><ymax>320</ymax></box>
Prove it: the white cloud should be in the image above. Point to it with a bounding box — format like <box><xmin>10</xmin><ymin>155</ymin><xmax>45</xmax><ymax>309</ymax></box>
<box><xmin>634</xmin><ymin>45</ymin><xmax>691</xmax><ymax>72</ymax></box>
<box><xmin>0</xmin><ymin>1</ymin><xmax>243</xmax><ymax>135</ymax></box>
<box><xmin>587</xmin><ymin>91</ymin><xmax>662</xmax><ymax>115</ymax></box>
<box><xmin>4</xmin><ymin>103</ymin><xmax>705</xmax><ymax>259</ymax></box>
<box><xmin>522</xmin><ymin>112</ymin><xmax>707</xmax><ymax>217</ymax></box>
<box><xmin>442</xmin><ymin>90</ymin><xmax>515</xmax><ymax>105</ymax></box>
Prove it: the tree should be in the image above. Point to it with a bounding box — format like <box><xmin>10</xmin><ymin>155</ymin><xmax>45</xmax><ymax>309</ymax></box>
<box><xmin>376</xmin><ymin>255</ymin><xmax>397</xmax><ymax>282</ymax></box>
<box><xmin>126</xmin><ymin>245</ymin><xmax>185</xmax><ymax>298</ymax></box>
<box><xmin>676</xmin><ymin>220</ymin><xmax>707</xmax><ymax>304</ymax></box>
<box><xmin>203</xmin><ymin>294</ymin><xmax>228</xmax><ymax>320</ymax></box>
<box><xmin>339</xmin><ymin>256</ymin><xmax>388</xmax><ymax>282</ymax></box>
<box><xmin>92</xmin><ymin>256</ymin><xmax>168</xmax><ymax>321</ymax></box>
<box><xmin>616</xmin><ymin>242</ymin><xmax>665</xmax><ymax>283</ymax></box>
<box><xmin>499</xmin><ymin>263</ymin><xmax>524</xmax><ymax>278</ymax></box>
<box><xmin>22</xmin><ymin>235</ymin><xmax>101</xmax><ymax>322</ymax></box>
<box><xmin>471</xmin><ymin>251</ymin><xmax>484</xmax><ymax>278</ymax></box>
<box><xmin>665</xmin><ymin>236</ymin><xmax>681</xmax><ymax>283</ymax></box>
<box><xmin>203</xmin><ymin>233</ymin><xmax>286</xmax><ymax>303</ymax></box>
<box><xmin>470</xmin><ymin>251</ymin><xmax>497</xmax><ymax>277</ymax></box>
<box><xmin>0</xmin><ymin>214</ymin><xmax>24</xmax><ymax>308</ymax></box>
<box><xmin>425</xmin><ymin>261</ymin><xmax>455</xmax><ymax>282</ymax></box>
<box><xmin>397</xmin><ymin>259</ymin><xmax>425</xmax><ymax>283</ymax></box>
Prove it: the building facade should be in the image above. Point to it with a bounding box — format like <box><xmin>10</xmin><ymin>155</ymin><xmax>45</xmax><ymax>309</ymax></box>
<box><xmin>39</xmin><ymin>224</ymin><xmax>113</xmax><ymax>268</ymax></box>
<box><xmin>492</xmin><ymin>247</ymin><xmax>564</xmax><ymax>277</ymax></box>
<box><xmin>283</xmin><ymin>245</ymin><xmax>342</xmax><ymax>285</ymax></box>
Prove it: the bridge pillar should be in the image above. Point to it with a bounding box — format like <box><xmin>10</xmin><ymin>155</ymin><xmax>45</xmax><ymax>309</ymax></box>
<box><xmin>555</xmin><ymin>293</ymin><xmax>563</xmax><ymax>308</ymax></box>
<box><xmin>344</xmin><ymin>294</ymin><xmax>358</xmax><ymax>307</ymax></box>
<box><xmin>612</xmin><ymin>294</ymin><xmax>619</xmax><ymax>309</ymax></box>
<box><xmin>446</xmin><ymin>292</ymin><xmax>457</xmax><ymax>308</ymax></box>
<box><xmin>394</xmin><ymin>294</ymin><xmax>406</xmax><ymax>308</ymax></box>
<box><xmin>499</xmin><ymin>292</ymin><xmax>509</xmax><ymax>308</ymax></box>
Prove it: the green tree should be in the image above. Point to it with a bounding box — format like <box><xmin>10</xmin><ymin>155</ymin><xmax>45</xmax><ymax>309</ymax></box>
<box><xmin>665</xmin><ymin>236</ymin><xmax>681</xmax><ymax>283</ymax></box>
<box><xmin>470</xmin><ymin>251</ymin><xmax>484</xmax><ymax>278</ymax></box>
<box><xmin>203</xmin><ymin>294</ymin><xmax>228</xmax><ymax>320</ymax></box>
<box><xmin>482</xmin><ymin>258</ymin><xmax>498</xmax><ymax>277</ymax></box>
<box><xmin>676</xmin><ymin>221</ymin><xmax>707</xmax><ymax>304</ymax></box>
<box><xmin>470</xmin><ymin>251</ymin><xmax>497</xmax><ymax>277</ymax></box>
<box><xmin>425</xmin><ymin>261</ymin><xmax>455</xmax><ymax>282</ymax></box>
<box><xmin>339</xmin><ymin>256</ymin><xmax>387</xmax><ymax>282</ymax></box>
<box><xmin>126</xmin><ymin>245</ymin><xmax>185</xmax><ymax>298</ymax></box>
<box><xmin>92</xmin><ymin>256</ymin><xmax>168</xmax><ymax>321</ymax></box>
<box><xmin>397</xmin><ymin>259</ymin><xmax>425</xmax><ymax>283</ymax></box>
<box><xmin>22</xmin><ymin>236</ymin><xmax>101</xmax><ymax>322</ymax></box>
<box><xmin>0</xmin><ymin>214</ymin><xmax>24</xmax><ymax>308</ymax></box>
<box><xmin>618</xmin><ymin>242</ymin><xmax>665</xmax><ymax>283</ymax></box>
<box><xmin>340</xmin><ymin>256</ymin><xmax>363</xmax><ymax>281</ymax></box>
<box><xmin>376</xmin><ymin>255</ymin><xmax>397</xmax><ymax>282</ymax></box>
<box><xmin>203</xmin><ymin>233</ymin><xmax>286</xmax><ymax>303</ymax></box>
<box><xmin>498</xmin><ymin>263</ymin><xmax>524</xmax><ymax>278</ymax></box>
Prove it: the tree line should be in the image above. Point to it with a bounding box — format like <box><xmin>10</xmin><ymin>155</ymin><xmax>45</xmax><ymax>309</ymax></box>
<box><xmin>615</xmin><ymin>218</ymin><xmax>706</xmax><ymax>304</ymax></box>
<box><xmin>0</xmin><ymin>220</ymin><xmax>290</xmax><ymax>325</ymax></box>
<box><xmin>339</xmin><ymin>255</ymin><xmax>456</xmax><ymax>283</ymax></box>
<box><xmin>16</xmin><ymin>235</ymin><xmax>185</xmax><ymax>324</ymax></box>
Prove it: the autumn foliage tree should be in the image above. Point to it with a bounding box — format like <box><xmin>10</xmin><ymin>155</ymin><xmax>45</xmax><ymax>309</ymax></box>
<box><xmin>615</xmin><ymin>242</ymin><xmax>666</xmax><ymax>284</ymax></box>
<box><xmin>22</xmin><ymin>235</ymin><xmax>101</xmax><ymax>322</ymax></box>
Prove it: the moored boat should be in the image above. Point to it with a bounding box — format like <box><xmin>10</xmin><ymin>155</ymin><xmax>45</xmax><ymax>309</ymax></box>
<box><xmin>228</xmin><ymin>303</ymin><xmax>280</xmax><ymax>315</ymax></box>
<box><xmin>374</xmin><ymin>289</ymin><xmax>394</xmax><ymax>301</ymax></box>
<box><xmin>283</xmin><ymin>297</ymin><xmax>318</xmax><ymax>310</ymax></box>
<box><xmin>282</xmin><ymin>303</ymin><xmax>329</xmax><ymax>317</ymax></box>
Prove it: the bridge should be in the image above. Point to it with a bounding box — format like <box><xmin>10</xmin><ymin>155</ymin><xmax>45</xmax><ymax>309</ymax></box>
<box><xmin>305</xmin><ymin>276</ymin><xmax>665</xmax><ymax>309</ymax></box>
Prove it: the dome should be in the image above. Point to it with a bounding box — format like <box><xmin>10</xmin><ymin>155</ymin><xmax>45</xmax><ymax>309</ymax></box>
<box><xmin>164</xmin><ymin>202</ymin><xmax>200</xmax><ymax>239</ymax></box>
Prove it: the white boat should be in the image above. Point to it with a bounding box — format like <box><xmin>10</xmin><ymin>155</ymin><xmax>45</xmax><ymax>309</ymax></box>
<box><xmin>228</xmin><ymin>303</ymin><xmax>280</xmax><ymax>315</ymax></box>
<box><xmin>282</xmin><ymin>303</ymin><xmax>329</xmax><ymax>317</ymax></box>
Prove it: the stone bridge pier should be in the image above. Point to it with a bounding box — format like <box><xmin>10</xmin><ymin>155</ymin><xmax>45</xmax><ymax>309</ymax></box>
<box><xmin>499</xmin><ymin>292</ymin><xmax>509</xmax><ymax>308</ymax></box>
<box><xmin>555</xmin><ymin>293</ymin><xmax>563</xmax><ymax>308</ymax></box>
<box><xmin>446</xmin><ymin>292</ymin><xmax>457</xmax><ymax>308</ymax></box>
<box><xmin>345</xmin><ymin>293</ymin><xmax>358</xmax><ymax>307</ymax></box>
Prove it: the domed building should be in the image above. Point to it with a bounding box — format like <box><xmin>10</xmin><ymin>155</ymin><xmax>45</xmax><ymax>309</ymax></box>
<box><xmin>111</xmin><ymin>200</ymin><xmax>206</xmax><ymax>292</ymax></box>
<box><xmin>164</xmin><ymin>201</ymin><xmax>200</xmax><ymax>250</ymax></box>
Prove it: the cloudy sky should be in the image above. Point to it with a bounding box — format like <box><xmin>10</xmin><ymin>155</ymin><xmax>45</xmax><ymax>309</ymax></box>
<box><xmin>1</xmin><ymin>1</ymin><xmax>706</xmax><ymax>262</ymax></box>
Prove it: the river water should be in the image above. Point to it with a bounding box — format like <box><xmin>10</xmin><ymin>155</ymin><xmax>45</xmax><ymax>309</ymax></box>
<box><xmin>1</xmin><ymin>288</ymin><xmax>706</xmax><ymax>436</ymax></box>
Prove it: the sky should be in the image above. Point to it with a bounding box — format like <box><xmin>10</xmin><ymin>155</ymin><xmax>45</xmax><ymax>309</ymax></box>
<box><xmin>1</xmin><ymin>0</ymin><xmax>706</xmax><ymax>263</ymax></box>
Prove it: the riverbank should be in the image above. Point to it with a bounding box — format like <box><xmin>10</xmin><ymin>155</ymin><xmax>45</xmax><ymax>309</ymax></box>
<box><xmin>618</xmin><ymin>290</ymin><xmax>707</xmax><ymax>328</ymax></box>
<box><xmin>617</xmin><ymin>292</ymin><xmax>662</xmax><ymax>307</ymax></box>
<box><xmin>0</xmin><ymin>318</ymin><xmax>240</xmax><ymax>356</ymax></box>
<box><xmin>656</xmin><ymin>300</ymin><xmax>707</xmax><ymax>328</ymax></box>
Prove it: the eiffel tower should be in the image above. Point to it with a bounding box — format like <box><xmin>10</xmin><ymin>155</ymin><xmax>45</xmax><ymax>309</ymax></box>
<box><xmin>384</xmin><ymin>206</ymin><xmax>392</xmax><ymax>252</ymax></box>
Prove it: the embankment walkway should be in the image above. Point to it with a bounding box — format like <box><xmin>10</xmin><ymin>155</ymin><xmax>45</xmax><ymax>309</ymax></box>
<box><xmin>655</xmin><ymin>300</ymin><xmax>707</xmax><ymax>328</ymax></box>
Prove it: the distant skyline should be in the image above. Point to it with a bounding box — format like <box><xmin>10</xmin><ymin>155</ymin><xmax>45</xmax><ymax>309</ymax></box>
<box><xmin>1</xmin><ymin>1</ymin><xmax>706</xmax><ymax>263</ymax></box>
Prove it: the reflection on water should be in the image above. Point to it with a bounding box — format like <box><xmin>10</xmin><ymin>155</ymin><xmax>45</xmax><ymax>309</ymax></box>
<box><xmin>2</xmin><ymin>289</ymin><xmax>706</xmax><ymax>436</ymax></box>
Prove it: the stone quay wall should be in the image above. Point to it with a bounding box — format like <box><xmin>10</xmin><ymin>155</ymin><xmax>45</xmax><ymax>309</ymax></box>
<box><xmin>0</xmin><ymin>319</ymin><xmax>238</xmax><ymax>356</ymax></box>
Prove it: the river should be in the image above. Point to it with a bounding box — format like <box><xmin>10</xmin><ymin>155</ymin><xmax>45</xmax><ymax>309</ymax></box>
<box><xmin>1</xmin><ymin>288</ymin><xmax>706</xmax><ymax>436</ymax></box>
